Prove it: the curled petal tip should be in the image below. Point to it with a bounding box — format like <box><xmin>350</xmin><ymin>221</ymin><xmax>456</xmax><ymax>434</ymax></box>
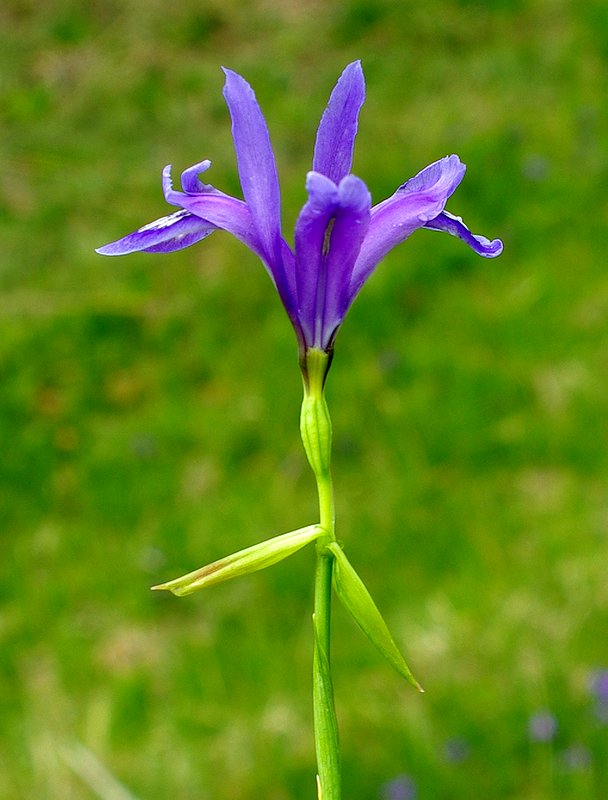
<box><xmin>481</xmin><ymin>237</ymin><xmax>504</xmax><ymax>258</ymax></box>
<box><xmin>424</xmin><ymin>211</ymin><xmax>503</xmax><ymax>258</ymax></box>
<box><xmin>162</xmin><ymin>164</ymin><xmax>174</xmax><ymax>197</ymax></box>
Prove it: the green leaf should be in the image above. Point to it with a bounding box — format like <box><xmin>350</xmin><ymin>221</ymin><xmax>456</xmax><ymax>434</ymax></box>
<box><xmin>328</xmin><ymin>542</ymin><xmax>423</xmax><ymax>692</ymax></box>
<box><xmin>152</xmin><ymin>524</ymin><xmax>322</xmax><ymax>596</ymax></box>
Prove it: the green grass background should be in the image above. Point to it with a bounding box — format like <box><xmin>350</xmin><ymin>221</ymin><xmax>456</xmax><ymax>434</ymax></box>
<box><xmin>2</xmin><ymin>0</ymin><xmax>608</xmax><ymax>797</ymax></box>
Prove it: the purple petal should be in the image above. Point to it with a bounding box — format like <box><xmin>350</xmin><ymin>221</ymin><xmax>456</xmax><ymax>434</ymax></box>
<box><xmin>295</xmin><ymin>171</ymin><xmax>370</xmax><ymax>349</ymax></box>
<box><xmin>313</xmin><ymin>61</ymin><xmax>366</xmax><ymax>184</ymax></box>
<box><xmin>96</xmin><ymin>209</ymin><xmax>216</xmax><ymax>256</ymax></box>
<box><xmin>424</xmin><ymin>211</ymin><xmax>503</xmax><ymax>257</ymax></box>
<box><xmin>396</xmin><ymin>154</ymin><xmax>465</xmax><ymax>203</ymax></box>
<box><xmin>162</xmin><ymin>164</ymin><xmax>264</xmax><ymax>259</ymax></box>
<box><xmin>180</xmin><ymin>160</ymin><xmax>216</xmax><ymax>193</ymax></box>
<box><xmin>163</xmin><ymin>165</ymin><xmax>299</xmax><ymax>319</ymax></box>
<box><xmin>350</xmin><ymin>155</ymin><xmax>466</xmax><ymax>294</ymax></box>
<box><xmin>222</xmin><ymin>68</ymin><xmax>283</xmax><ymax>266</ymax></box>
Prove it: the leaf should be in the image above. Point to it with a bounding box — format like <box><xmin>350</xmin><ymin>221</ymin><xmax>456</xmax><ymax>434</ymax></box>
<box><xmin>152</xmin><ymin>524</ymin><xmax>322</xmax><ymax>596</ymax></box>
<box><xmin>328</xmin><ymin>542</ymin><xmax>423</xmax><ymax>692</ymax></box>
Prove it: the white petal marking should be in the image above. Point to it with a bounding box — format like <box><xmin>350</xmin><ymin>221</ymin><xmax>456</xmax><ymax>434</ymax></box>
<box><xmin>138</xmin><ymin>209</ymin><xmax>190</xmax><ymax>232</ymax></box>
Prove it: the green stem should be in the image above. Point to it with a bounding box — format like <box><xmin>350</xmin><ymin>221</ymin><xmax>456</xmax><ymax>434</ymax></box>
<box><xmin>300</xmin><ymin>348</ymin><xmax>341</xmax><ymax>800</ymax></box>
<box><xmin>313</xmin><ymin>471</ymin><xmax>340</xmax><ymax>800</ymax></box>
<box><xmin>313</xmin><ymin>546</ymin><xmax>339</xmax><ymax>800</ymax></box>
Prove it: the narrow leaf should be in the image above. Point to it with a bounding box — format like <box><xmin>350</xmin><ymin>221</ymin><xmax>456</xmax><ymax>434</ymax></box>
<box><xmin>328</xmin><ymin>542</ymin><xmax>423</xmax><ymax>691</ymax></box>
<box><xmin>153</xmin><ymin>525</ymin><xmax>322</xmax><ymax>596</ymax></box>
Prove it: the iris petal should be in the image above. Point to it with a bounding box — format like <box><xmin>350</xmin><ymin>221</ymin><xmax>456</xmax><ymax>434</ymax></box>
<box><xmin>222</xmin><ymin>68</ymin><xmax>283</xmax><ymax>267</ymax></box>
<box><xmin>295</xmin><ymin>171</ymin><xmax>370</xmax><ymax>349</ymax></box>
<box><xmin>162</xmin><ymin>165</ymin><xmax>264</xmax><ymax>259</ymax></box>
<box><xmin>164</xmin><ymin>164</ymin><xmax>299</xmax><ymax>325</ymax></box>
<box><xmin>180</xmin><ymin>160</ymin><xmax>218</xmax><ymax>194</ymax></box>
<box><xmin>350</xmin><ymin>155</ymin><xmax>466</xmax><ymax>295</ymax></box>
<box><xmin>424</xmin><ymin>211</ymin><xmax>503</xmax><ymax>257</ymax></box>
<box><xmin>313</xmin><ymin>61</ymin><xmax>366</xmax><ymax>184</ymax></box>
<box><xmin>395</xmin><ymin>154</ymin><xmax>465</xmax><ymax>204</ymax></box>
<box><xmin>96</xmin><ymin>210</ymin><xmax>215</xmax><ymax>256</ymax></box>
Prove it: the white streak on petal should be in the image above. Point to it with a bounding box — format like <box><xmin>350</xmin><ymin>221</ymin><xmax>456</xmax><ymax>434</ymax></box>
<box><xmin>138</xmin><ymin>209</ymin><xmax>190</xmax><ymax>232</ymax></box>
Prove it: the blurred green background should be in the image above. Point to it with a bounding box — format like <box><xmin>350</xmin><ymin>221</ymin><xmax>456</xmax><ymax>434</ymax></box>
<box><xmin>2</xmin><ymin>0</ymin><xmax>608</xmax><ymax>798</ymax></box>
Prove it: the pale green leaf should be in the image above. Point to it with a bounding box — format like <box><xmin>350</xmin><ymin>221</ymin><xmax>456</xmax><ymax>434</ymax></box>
<box><xmin>328</xmin><ymin>542</ymin><xmax>423</xmax><ymax>692</ymax></box>
<box><xmin>152</xmin><ymin>524</ymin><xmax>322</xmax><ymax>596</ymax></box>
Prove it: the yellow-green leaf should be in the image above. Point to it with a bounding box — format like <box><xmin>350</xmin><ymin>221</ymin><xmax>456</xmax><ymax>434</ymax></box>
<box><xmin>153</xmin><ymin>524</ymin><xmax>322</xmax><ymax>596</ymax></box>
<box><xmin>328</xmin><ymin>542</ymin><xmax>423</xmax><ymax>692</ymax></box>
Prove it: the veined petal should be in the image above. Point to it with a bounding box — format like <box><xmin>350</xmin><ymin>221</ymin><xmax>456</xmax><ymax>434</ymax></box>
<box><xmin>295</xmin><ymin>171</ymin><xmax>371</xmax><ymax>349</ymax></box>
<box><xmin>350</xmin><ymin>155</ymin><xmax>466</xmax><ymax>295</ymax></box>
<box><xmin>222</xmin><ymin>68</ymin><xmax>283</xmax><ymax>266</ymax></box>
<box><xmin>424</xmin><ymin>211</ymin><xmax>503</xmax><ymax>257</ymax></box>
<box><xmin>313</xmin><ymin>60</ymin><xmax>366</xmax><ymax>184</ymax></box>
<box><xmin>96</xmin><ymin>209</ymin><xmax>216</xmax><ymax>256</ymax></box>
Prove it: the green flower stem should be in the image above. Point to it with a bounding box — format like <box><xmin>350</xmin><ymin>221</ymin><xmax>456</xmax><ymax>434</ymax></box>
<box><xmin>300</xmin><ymin>348</ymin><xmax>340</xmax><ymax>800</ymax></box>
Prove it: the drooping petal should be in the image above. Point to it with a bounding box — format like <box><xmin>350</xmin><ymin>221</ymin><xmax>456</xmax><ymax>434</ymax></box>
<box><xmin>164</xmin><ymin>165</ymin><xmax>300</xmax><ymax>330</ymax></box>
<box><xmin>96</xmin><ymin>209</ymin><xmax>216</xmax><ymax>256</ymax></box>
<box><xmin>295</xmin><ymin>171</ymin><xmax>371</xmax><ymax>349</ymax></box>
<box><xmin>162</xmin><ymin>164</ymin><xmax>265</xmax><ymax>260</ymax></box>
<box><xmin>313</xmin><ymin>60</ymin><xmax>366</xmax><ymax>184</ymax></box>
<box><xmin>424</xmin><ymin>211</ymin><xmax>503</xmax><ymax>257</ymax></box>
<box><xmin>349</xmin><ymin>155</ymin><xmax>466</xmax><ymax>296</ymax></box>
<box><xmin>222</xmin><ymin>68</ymin><xmax>283</xmax><ymax>266</ymax></box>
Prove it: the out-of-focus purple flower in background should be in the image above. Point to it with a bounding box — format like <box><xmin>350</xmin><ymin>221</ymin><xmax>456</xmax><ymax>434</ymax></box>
<box><xmin>560</xmin><ymin>743</ymin><xmax>592</xmax><ymax>771</ymax></box>
<box><xmin>443</xmin><ymin>737</ymin><xmax>471</xmax><ymax>763</ymax></box>
<box><xmin>528</xmin><ymin>710</ymin><xmax>558</xmax><ymax>742</ymax></box>
<box><xmin>589</xmin><ymin>668</ymin><xmax>608</xmax><ymax>723</ymax></box>
<box><xmin>590</xmin><ymin>669</ymin><xmax>608</xmax><ymax>701</ymax></box>
<box><xmin>380</xmin><ymin>773</ymin><xmax>417</xmax><ymax>800</ymax></box>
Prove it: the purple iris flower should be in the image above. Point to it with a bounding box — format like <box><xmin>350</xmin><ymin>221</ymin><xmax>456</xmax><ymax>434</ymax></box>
<box><xmin>97</xmin><ymin>62</ymin><xmax>502</xmax><ymax>357</ymax></box>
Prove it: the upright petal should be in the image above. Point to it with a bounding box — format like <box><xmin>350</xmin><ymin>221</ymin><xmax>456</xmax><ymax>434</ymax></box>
<box><xmin>222</xmin><ymin>68</ymin><xmax>283</xmax><ymax>266</ymax></box>
<box><xmin>424</xmin><ymin>211</ymin><xmax>503</xmax><ymax>257</ymax></box>
<box><xmin>313</xmin><ymin>61</ymin><xmax>366</xmax><ymax>184</ymax></box>
<box><xmin>96</xmin><ymin>209</ymin><xmax>216</xmax><ymax>255</ymax></box>
<box><xmin>349</xmin><ymin>155</ymin><xmax>466</xmax><ymax>296</ymax></box>
<box><xmin>295</xmin><ymin>171</ymin><xmax>370</xmax><ymax>350</ymax></box>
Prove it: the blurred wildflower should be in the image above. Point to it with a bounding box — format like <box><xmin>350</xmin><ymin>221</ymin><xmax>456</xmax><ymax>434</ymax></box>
<box><xmin>560</xmin><ymin>743</ymin><xmax>592</xmax><ymax>771</ymax></box>
<box><xmin>521</xmin><ymin>153</ymin><xmax>549</xmax><ymax>182</ymax></box>
<box><xmin>589</xmin><ymin>668</ymin><xmax>608</xmax><ymax>723</ymax></box>
<box><xmin>380</xmin><ymin>774</ymin><xmax>417</xmax><ymax>800</ymax></box>
<box><xmin>443</xmin><ymin>737</ymin><xmax>471</xmax><ymax>763</ymax></box>
<box><xmin>528</xmin><ymin>710</ymin><xmax>558</xmax><ymax>742</ymax></box>
<box><xmin>590</xmin><ymin>669</ymin><xmax>608</xmax><ymax>703</ymax></box>
<box><xmin>97</xmin><ymin>62</ymin><xmax>502</xmax><ymax>359</ymax></box>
